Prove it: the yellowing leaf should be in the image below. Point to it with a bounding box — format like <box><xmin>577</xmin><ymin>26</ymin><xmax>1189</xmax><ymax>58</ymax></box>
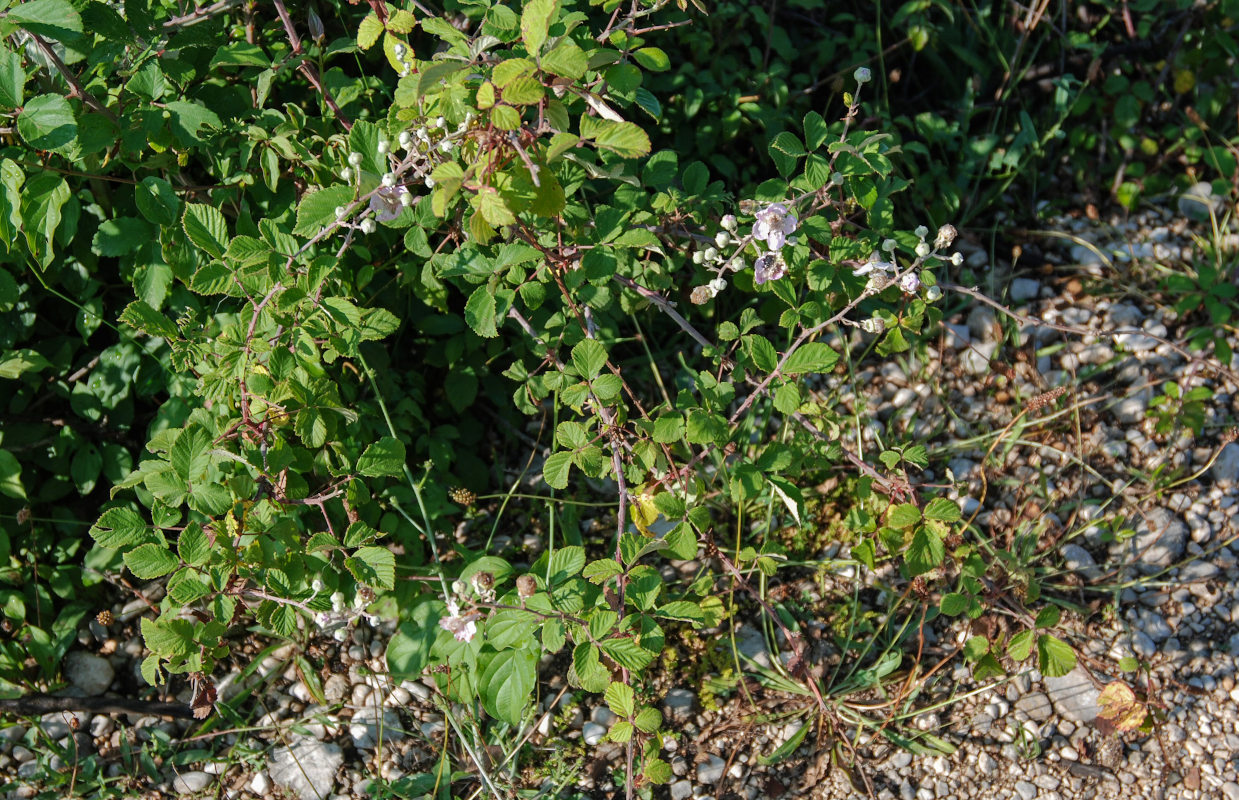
<box><xmin>629</xmin><ymin>492</ymin><xmax>659</xmax><ymax>537</ymax></box>
<box><xmin>1097</xmin><ymin>681</ymin><xmax>1149</xmax><ymax>734</ymax></box>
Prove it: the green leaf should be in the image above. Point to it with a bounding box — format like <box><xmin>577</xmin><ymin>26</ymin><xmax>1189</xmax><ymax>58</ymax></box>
<box><xmin>5</xmin><ymin>0</ymin><xmax>83</xmax><ymax>40</ymax></box>
<box><xmin>387</xmin><ymin>603</ymin><xmax>441</xmax><ymax>680</ymax></box>
<box><xmin>0</xmin><ymin>46</ymin><xmax>25</xmax><ymax>109</ymax></box>
<box><xmin>548</xmin><ymin>545</ymin><xmax>586</xmax><ymax>584</ymax></box>
<box><xmin>541</xmin><ymin>39</ymin><xmax>587</xmax><ymax>79</ymax></box>
<box><xmin>178</xmin><ymin>523</ymin><xmax>209</xmax><ymax>567</ymax></box>
<box><xmin>20</xmin><ymin>172</ymin><xmax>69</xmax><ymax>267</ymax></box>
<box><xmin>165</xmin><ymin>100</ymin><xmax>220</xmax><ymax>144</ymax></box>
<box><xmin>124</xmin><ymin>543</ymin><xmax>179</xmax><ymax>579</ymax></box>
<box><xmin>182</xmin><ymin>204</ymin><xmax>228</xmax><ymax>260</ymax></box>
<box><xmin>940</xmin><ymin>592</ymin><xmax>969</xmax><ymax>616</ymax></box>
<box><xmin>572</xmin><ymin>338</ymin><xmax>607</xmax><ymax>378</ymax></box>
<box><xmin>346</xmin><ymin>546</ymin><xmax>396</xmax><ymax>590</ymax></box>
<box><xmin>464</xmin><ymin>285</ymin><xmax>499</xmax><ymax>338</ymax></box>
<box><xmin>923</xmin><ymin>497</ymin><xmax>961</xmax><ymax>522</ymax></box>
<box><xmin>592</xmin><ymin>121</ymin><xmax>651</xmax><ymax>159</ymax></box>
<box><xmin>632</xmin><ymin>47</ymin><xmax>670</xmax><ymax>72</ymax></box>
<box><xmin>905</xmin><ymin>527</ymin><xmax>944</xmax><ymax>576</ymax></box>
<box><xmin>543</xmin><ymin>451</ymin><xmax>573</xmax><ymax>489</ymax></box>
<box><xmin>356</xmin><ymin>437</ymin><xmax>406</xmax><ymax>478</ymax></box>
<box><xmin>605</xmin><ymin>681</ymin><xmax>635</xmax><ymax>717</ymax></box>
<box><xmin>651</xmin><ymin>413</ymin><xmax>684</xmax><ymax>443</ymax></box>
<box><xmin>520</xmin><ymin>0</ymin><xmax>556</xmax><ymax>55</ymax></box>
<box><xmin>643</xmin><ymin>757</ymin><xmax>672</xmax><ymax>784</ymax></box>
<box><xmin>479</xmin><ymin>646</ymin><xmax>538</xmax><ymax>725</ymax></box>
<box><xmin>135</xmin><ymin>177</ymin><xmax>180</xmax><ymax>226</ymax></box>
<box><xmin>294</xmin><ymin>184</ymin><xmax>353</xmax><ymax>237</ymax></box>
<box><xmin>1034</xmin><ymin>605</ymin><xmax>1061</xmax><ymax>629</ymax></box>
<box><xmin>357</xmin><ymin>12</ymin><xmax>383</xmax><ymax>48</ymax></box>
<box><xmin>89</xmin><ymin>508</ymin><xmax>147</xmax><ymax>548</ymax></box>
<box><xmin>582</xmin><ymin>558</ymin><xmax>622</xmax><ymax>584</ymax></box>
<box><xmin>93</xmin><ymin>216</ymin><xmax>151</xmax><ymax>257</ymax></box>
<box><xmin>171</xmin><ymin>427</ymin><xmax>211</xmax><ymax>481</ymax></box>
<box><xmin>1037</xmin><ymin>634</ymin><xmax>1076</xmax><ymax>677</ymax></box>
<box><xmin>209</xmin><ymin>41</ymin><xmax>269</xmax><ymax>69</ymax></box>
<box><xmin>0</xmin><ymin>348</ymin><xmax>51</xmax><ymax>379</ymax></box>
<box><xmin>757</xmin><ymin>720</ymin><xmax>810</xmax><ymax>765</ymax></box>
<box><xmin>118</xmin><ymin>300</ymin><xmax>177</xmax><ymax>340</ymax></box>
<box><xmin>633</xmin><ymin>706</ymin><xmax>661</xmax><ymax>733</ymax></box>
<box><xmin>655</xmin><ymin>600</ymin><xmax>704</xmax><ymax>626</ymax></box>
<box><xmin>770</xmin><ymin>131</ymin><xmax>806</xmax><ymax>158</ymax></box>
<box><xmin>781</xmin><ymin>342</ymin><xmax>839</xmax><ymax>375</ymax></box>
<box><xmin>1007</xmin><ymin>629</ymin><xmax>1035</xmax><ymax>662</ymax></box>
<box><xmin>17</xmin><ymin>94</ymin><xmax>77</xmax><ymax>153</ymax></box>
<box><xmin>475</xmin><ymin>186</ymin><xmax>516</xmax><ymax>226</ymax></box>
<box><xmin>599</xmin><ymin>637</ymin><xmax>653</xmax><ymax>671</ymax></box>
<box><xmin>0</xmin><ymin>450</ymin><xmax>24</xmax><ymax>500</ymax></box>
<box><xmin>887</xmin><ymin>503</ymin><xmax>921</xmax><ymax>529</ymax></box>
<box><xmin>141</xmin><ymin>617</ymin><xmax>193</xmax><ymax>659</ymax></box>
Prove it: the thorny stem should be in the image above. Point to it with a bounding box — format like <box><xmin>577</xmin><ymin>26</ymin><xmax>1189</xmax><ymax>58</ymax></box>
<box><xmin>272</xmin><ymin>0</ymin><xmax>352</xmax><ymax>130</ymax></box>
<box><xmin>28</xmin><ymin>34</ymin><xmax>120</xmax><ymax>123</ymax></box>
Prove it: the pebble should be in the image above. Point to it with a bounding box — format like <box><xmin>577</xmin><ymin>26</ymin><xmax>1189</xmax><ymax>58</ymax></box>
<box><xmin>172</xmin><ymin>771</ymin><xmax>213</xmax><ymax>794</ymax></box>
<box><xmin>662</xmin><ymin>689</ymin><xmax>695</xmax><ymax>723</ymax></box>
<box><xmin>269</xmin><ymin>737</ymin><xmax>343</xmax><ymax>800</ymax></box>
<box><xmin>582</xmin><ymin>721</ymin><xmax>606</xmax><ymax>746</ymax></box>
<box><xmin>1010</xmin><ymin>278</ymin><xmax>1041</xmax><ymax>302</ymax></box>
<box><xmin>696</xmin><ymin>754</ymin><xmax>725</xmax><ymax>785</ymax></box>
<box><xmin>1014</xmin><ymin>780</ymin><xmax>1038</xmax><ymax>800</ymax></box>
<box><xmin>63</xmin><ymin>651</ymin><xmax>115</xmax><ymax>696</ymax></box>
<box><xmin>1044</xmin><ymin>667</ymin><xmax>1100</xmax><ymax>723</ymax></box>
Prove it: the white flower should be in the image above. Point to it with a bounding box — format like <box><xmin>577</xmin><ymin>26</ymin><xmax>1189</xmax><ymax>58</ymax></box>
<box><xmin>315</xmin><ymin>611</ymin><xmax>331</xmax><ymax>628</ymax></box>
<box><xmin>347</xmin><ymin>152</ymin><xmax>363</xmax><ymax>168</ymax></box>
<box><xmin>369</xmin><ymin>185</ymin><xmax>410</xmax><ymax>222</ymax></box>
<box><xmin>899</xmin><ymin>272</ymin><xmax>921</xmax><ymax>294</ymax></box>
<box><xmin>438</xmin><ymin>599</ymin><xmax>479</xmax><ymax>643</ymax></box>
<box><xmin>754</xmin><ymin>252</ymin><xmax>787</xmax><ymax>285</ymax></box>
<box><xmin>752</xmin><ymin>202</ymin><xmax>798</xmax><ymax>251</ymax></box>
<box><xmin>854</xmin><ymin>66</ymin><xmax>872</xmax><ymax>84</ymax></box>
<box><xmin>926</xmin><ymin>285</ymin><xmax>943</xmax><ymax>302</ymax></box>
<box><xmin>853</xmin><ymin>254</ymin><xmax>896</xmax><ymax>278</ymax></box>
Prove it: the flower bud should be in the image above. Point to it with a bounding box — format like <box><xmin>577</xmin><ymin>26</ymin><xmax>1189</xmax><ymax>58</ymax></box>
<box><xmin>703</xmin><ymin>247</ymin><xmax>719</xmax><ymax>261</ymax></box>
<box><xmin>398</xmin><ymin>131</ymin><xmax>412</xmax><ymax>148</ymax></box>
<box><xmin>435</xmin><ymin>116</ymin><xmax>446</xmax><ymax>129</ymax></box>
<box><xmin>882</xmin><ymin>238</ymin><xmax>897</xmax><ymax>252</ymax></box>
<box><xmin>862</xmin><ymin>317</ymin><xmax>885</xmax><ymax>334</ymax></box>
<box><xmin>377</xmin><ymin>139</ymin><xmax>389</xmax><ymax>155</ymax></box>
<box><xmin>439</xmin><ymin>140</ymin><xmax>452</xmax><ymax>153</ymax></box>
<box><xmin>424</xmin><ymin>176</ymin><xmax>435</xmax><ymax>188</ymax></box>
<box><xmin>347</xmin><ymin>151</ymin><xmax>363</xmax><ymax>167</ymax></box>
<box><xmin>330</xmin><ymin>592</ymin><xmax>345</xmax><ymax>611</ymax></box>
<box><xmin>399</xmin><ymin>191</ymin><xmax>414</xmax><ymax>207</ymax></box>
<box><xmin>333</xmin><ymin>628</ymin><xmax>348</xmax><ymax>642</ymax></box>
<box><xmin>831</xmin><ymin>172</ymin><xmax>844</xmax><ymax>185</ymax></box>
<box><xmin>854</xmin><ymin>66</ymin><xmax>872</xmax><ymax>84</ymax></box>
<box><xmin>311</xmin><ymin>578</ymin><xmax>324</xmax><ymax>593</ymax></box>
<box><xmin>898</xmin><ymin>272</ymin><xmax>921</xmax><ymax>294</ymax></box>
<box><xmin>914</xmin><ymin>225</ymin><xmax>929</xmax><ymax>239</ymax></box>
<box><xmin>360</xmin><ymin>218</ymin><xmax>377</xmax><ymax>234</ymax></box>
<box><xmin>692</xmin><ymin>250</ymin><xmax>704</xmax><ymax>264</ymax></box>
<box><xmin>950</xmin><ymin>252</ymin><xmax>964</xmax><ymax>266</ymax></box>
<box><xmin>709</xmin><ymin>277</ymin><xmax>727</xmax><ymax>294</ymax></box>
<box><xmin>715</xmin><ymin>231</ymin><xmax>731</xmax><ymax>248</ymax></box>
<box><xmin>451</xmin><ymin>579</ymin><xmax>467</xmax><ymax>595</ymax></box>
<box><xmin>382</xmin><ymin>173</ymin><xmax>396</xmax><ymax>188</ymax></box>
<box><xmin>720</xmin><ymin>214</ymin><xmax>738</xmax><ymax>231</ymax></box>
<box><xmin>334</xmin><ymin>206</ymin><xmax>345</xmax><ymax>218</ymax></box>
<box><xmin>926</xmin><ymin>285</ymin><xmax>943</xmax><ymax>302</ymax></box>
<box><xmin>915</xmin><ymin>241</ymin><xmax>931</xmax><ymax>257</ymax></box>
<box><xmin>307</xmin><ymin>6</ymin><xmax>325</xmax><ymax>43</ymax></box>
<box><xmin>340</xmin><ymin>167</ymin><xmax>352</xmax><ymax>181</ymax></box>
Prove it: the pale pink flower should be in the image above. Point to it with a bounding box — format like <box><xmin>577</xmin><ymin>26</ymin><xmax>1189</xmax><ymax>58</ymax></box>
<box><xmin>754</xmin><ymin>253</ymin><xmax>787</xmax><ymax>285</ymax></box>
<box><xmin>438</xmin><ymin>599</ymin><xmax>479</xmax><ymax>643</ymax></box>
<box><xmin>369</xmin><ymin>185</ymin><xmax>410</xmax><ymax>222</ymax></box>
<box><xmin>752</xmin><ymin>203</ymin><xmax>798</xmax><ymax>251</ymax></box>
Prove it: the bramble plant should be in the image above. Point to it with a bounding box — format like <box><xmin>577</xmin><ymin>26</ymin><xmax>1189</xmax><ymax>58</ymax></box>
<box><xmin>0</xmin><ymin>0</ymin><xmax>1095</xmax><ymax>793</ymax></box>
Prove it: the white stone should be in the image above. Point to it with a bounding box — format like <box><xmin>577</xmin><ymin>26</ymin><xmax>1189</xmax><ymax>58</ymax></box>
<box><xmin>269</xmin><ymin>737</ymin><xmax>343</xmax><ymax>800</ymax></box>
<box><xmin>696</xmin><ymin>754</ymin><xmax>725</xmax><ymax>785</ymax></box>
<box><xmin>63</xmin><ymin>651</ymin><xmax>115</xmax><ymax>696</ymax></box>
<box><xmin>349</xmin><ymin>706</ymin><xmax>405</xmax><ymax>749</ymax></box>
<box><xmin>582</xmin><ymin>721</ymin><xmax>607</xmax><ymax>746</ymax></box>
<box><xmin>1009</xmin><ymin>278</ymin><xmax>1041</xmax><ymax>302</ymax></box>
<box><xmin>172</xmin><ymin>771</ymin><xmax>213</xmax><ymax>794</ymax></box>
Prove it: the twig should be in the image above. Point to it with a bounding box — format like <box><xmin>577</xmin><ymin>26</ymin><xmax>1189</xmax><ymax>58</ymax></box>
<box><xmin>271</xmin><ymin>0</ymin><xmax>352</xmax><ymax>130</ymax></box>
<box><xmin>27</xmin><ymin>34</ymin><xmax>119</xmax><ymax>123</ymax></box>
<box><xmin>0</xmin><ymin>694</ymin><xmax>193</xmax><ymax>719</ymax></box>
<box><xmin>162</xmin><ymin>0</ymin><xmax>243</xmax><ymax>29</ymax></box>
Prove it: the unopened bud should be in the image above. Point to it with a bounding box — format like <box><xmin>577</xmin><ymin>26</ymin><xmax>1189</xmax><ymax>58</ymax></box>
<box><xmin>347</xmin><ymin>152</ymin><xmax>363</xmax><ymax>167</ymax></box>
<box><xmin>854</xmin><ymin>66</ymin><xmax>872</xmax><ymax>84</ymax></box>
<box><xmin>915</xmin><ymin>241</ymin><xmax>931</xmax><ymax>257</ymax></box>
<box><xmin>307</xmin><ymin>6</ymin><xmax>325</xmax><ymax>43</ymax></box>
<box><xmin>720</xmin><ymin>214</ymin><xmax>738</xmax><ymax>231</ymax></box>
<box><xmin>926</xmin><ymin>285</ymin><xmax>943</xmax><ymax>302</ymax></box>
<box><xmin>715</xmin><ymin>231</ymin><xmax>731</xmax><ymax>248</ymax></box>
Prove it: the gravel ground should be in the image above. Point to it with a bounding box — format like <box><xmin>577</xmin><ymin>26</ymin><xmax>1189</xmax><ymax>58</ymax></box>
<box><xmin>3</xmin><ymin>200</ymin><xmax>1238</xmax><ymax>799</ymax></box>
